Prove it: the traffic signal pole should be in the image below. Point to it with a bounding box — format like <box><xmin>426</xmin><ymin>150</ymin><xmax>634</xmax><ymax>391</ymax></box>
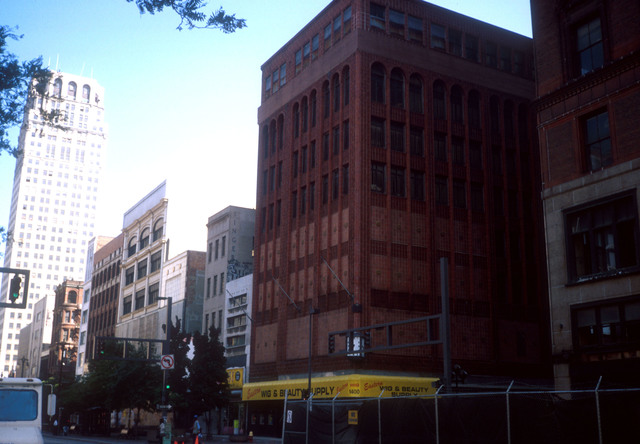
<box><xmin>0</xmin><ymin>268</ymin><xmax>30</xmax><ymax>309</ymax></box>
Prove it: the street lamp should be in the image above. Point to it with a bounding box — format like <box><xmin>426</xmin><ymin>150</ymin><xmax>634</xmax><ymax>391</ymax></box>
<box><xmin>20</xmin><ymin>356</ymin><xmax>29</xmax><ymax>377</ymax></box>
<box><xmin>157</xmin><ymin>296</ymin><xmax>172</xmax><ymax>424</ymax></box>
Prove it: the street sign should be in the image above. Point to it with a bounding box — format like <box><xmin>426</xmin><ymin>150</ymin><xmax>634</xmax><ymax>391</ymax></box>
<box><xmin>156</xmin><ymin>404</ymin><xmax>172</xmax><ymax>410</ymax></box>
<box><xmin>160</xmin><ymin>354</ymin><xmax>175</xmax><ymax>370</ymax></box>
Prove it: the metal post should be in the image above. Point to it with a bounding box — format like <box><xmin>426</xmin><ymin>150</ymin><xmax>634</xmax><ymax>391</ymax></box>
<box><xmin>282</xmin><ymin>389</ymin><xmax>289</xmax><ymax>443</ymax></box>
<box><xmin>306</xmin><ymin>392</ymin><xmax>314</xmax><ymax>444</ymax></box>
<box><xmin>440</xmin><ymin>258</ymin><xmax>451</xmax><ymax>390</ymax></box>
<box><xmin>435</xmin><ymin>384</ymin><xmax>443</xmax><ymax>444</ymax></box>
<box><xmin>378</xmin><ymin>389</ymin><xmax>385</xmax><ymax>444</ymax></box>
<box><xmin>160</xmin><ymin>297</ymin><xmax>172</xmax><ymax>425</ymax></box>
<box><xmin>332</xmin><ymin>392</ymin><xmax>340</xmax><ymax>444</ymax></box>
<box><xmin>506</xmin><ymin>381</ymin><xmax>514</xmax><ymax>444</ymax></box>
<box><xmin>595</xmin><ymin>376</ymin><xmax>603</xmax><ymax>444</ymax></box>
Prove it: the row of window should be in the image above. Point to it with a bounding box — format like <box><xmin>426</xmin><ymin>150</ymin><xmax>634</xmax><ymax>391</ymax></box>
<box><xmin>51</xmin><ymin>78</ymin><xmax>95</xmax><ymax>103</ymax></box>
<box><xmin>124</xmin><ymin>251</ymin><xmax>162</xmax><ymax>286</ymax></box>
<box><xmin>127</xmin><ymin>219</ymin><xmax>164</xmax><ymax>258</ymax></box>
<box><xmin>206</xmin><ymin>272</ymin><xmax>225</xmax><ymax>298</ymax></box>
<box><xmin>369</xmin><ymin>2</ymin><xmax>530</xmax><ymax>78</ymax></box>
<box><xmin>122</xmin><ymin>282</ymin><xmax>160</xmax><ymax>315</ymax></box>
<box><xmin>207</xmin><ymin>236</ymin><xmax>227</xmax><ymax>263</ymax></box>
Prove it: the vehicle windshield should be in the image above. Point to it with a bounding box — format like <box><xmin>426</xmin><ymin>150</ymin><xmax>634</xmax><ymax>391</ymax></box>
<box><xmin>0</xmin><ymin>389</ymin><xmax>38</xmax><ymax>421</ymax></box>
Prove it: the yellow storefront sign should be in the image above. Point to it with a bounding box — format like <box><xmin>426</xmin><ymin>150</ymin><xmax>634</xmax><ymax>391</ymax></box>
<box><xmin>242</xmin><ymin>374</ymin><xmax>437</xmax><ymax>401</ymax></box>
<box><xmin>227</xmin><ymin>367</ymin><xmax>244</xmax><ymax>390</ymax></box>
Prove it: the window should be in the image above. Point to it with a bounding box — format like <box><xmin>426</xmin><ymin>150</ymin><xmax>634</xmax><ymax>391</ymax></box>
<box><xmin>123</xmin><ymin>295</ymin><xmax>132</xmax><ymax>315</ymax></box>
<box><xmin>469</xmin><ymin>142</ymin><xmax>482</xmax><ymax>169</ymax></box>
<box><xmin>390</xmin><ymin>122</ymin><xmax>405</xmax><ymax>152</ymax></box>
<box><xmin>310</xmin><ymin>91</ymin><xmax>317</xmax><ymax>127</ymax></box>
<box><xmin>410</xmin><ymin>171</ymin><xmax>425</xmax><ymax>201</ymax></box>
<box><xmin>153</xmin><ymin>219</ymin><xmax>164</xmax><ymax>242</ymax></box>
<box><xmin>300</xmin><ymin>187</ymin><xmax>307</xmax><ymax>215</ymax></box>
<box><xmin>279</xmin><ymin>63</ymin><xmax>286</xmax><ymax>86</ymax></box>
<box><xmin>332</xmin><ymin>126</ymin><xmax>340</xmax><ymax>155</ymax></box>
<box><xmin>409</xmin><ymin>74</ymin><xmax>423</xmax><ymax>113</ymax></box>
<box><xmin>301</xmin><ymin>146</ymin><xmax>308</xmax><ymax>173</ymax></box>
<box><xmin>310</xmin><ymin>182</ymin><xmax>316</xmax><ymax>210</ymax></box>
<box><xmin>370</xmin><ymin>2</ymin><xmax>385</xmax><ymax>30</ymax></box>
<box><xmin>310</xmin><ymin>141</ymin><xmax>316</xmax><ymax>169</ymax></box>
<box><xmin>452</xmin><ymin>138</ymin><xmax>465</xmax><ymax>165</ymax></box>
<box><xmin>573</xmin><ymin>297</ymin><xmax>640</xmax><ymax>350</ymax></box>
<box><xmin>485</xmin><ymin>42</ymin><xmax>497</xmax><ymax>67</ymax></box>
<box><xmin>471</xmin><ymin>183</ymin><xmax>484</xmax><ymax>211</ymax></box>
<box><xmin>293</xmin><ymin>103</ymin><xmax>300</xmax><ymax>138</ymax></box>
<box><xmin>135</xmin><ymin>289</ymin><xmax>145</xmax><ymax>310</ymax></box>
<box><xmin>324</xmin><ymin>23</ymin><xmax>332</xmax><ymax>50</ymax></box>
<box><xmin>82</xmin><ymin>85</ymin><xmax>90</xmax><ymax>103</ymax></box>
<box><xmin>343</xmin><ymin>120</ymin><xmax>350</xmax><ymax>150</ymax></box>
<box><xmin>343</xmin><ymin>67</ymin><xmax>350</xmax><ymax>106</ymax></box>
<box><xmin>215</xmin><ymin>239</ymin><xmax>219</xmax><ymax>259</ymax></box>
<box><xmin>128</xmin><ymin>238</ymin><xmax>137</xmax><ymax>258</ymax></box>
<box><xmin>514</xmin><ymin>51</ymin><xmax>525</xmax><ymax>76</ymax></box>
<box><xmin>584</xmin><ymin>110</ymin><xmax>612</xmax><ymax>171</ymax></box>
<box><xmin>371</xmin><ymin>63</ymin><xmax>385</xmax><ymax>103</ymax></box>
<box><xmin>333</xmin><ymin>14</ymin><xmax>342</xmax><ymax>41</ymax></box>
<box><xmin>139</xmin><ymin>228</ymin><xmax>149</xmax><ymax>250</ymax></box>
<box><xmin>576</xmin><ymin>17</ymin><xmax>604</xmax><ymax>76</ymax></box>
<box><xmin>499</xmin><ymin>47</ymin><xmax>511</xmax><ymax>72</ymax></box>
<box><xmin>323</xmin><ymin>81</ymin><xmax>330</xmax><ymax>118</ymax></box>
<box><xmin>390</xmin><ymin>69</ymin><xmax>404</xmax><ymax>108</ymax></box>
<box><xmin>342</xmin><ymin>165</ymin><xmax>349</xmax><ymax>195</ymax></box>
<box><xmin>449</xmin><ymin>29</ymin><xmax>462</xmax><ymax>56</ymax></box>
<box><xmin>208</xmin><ymin>242</ymin><xmax>212</xmax><ymax>262</ymax></box>
<box><xmin>332</xmin><ymin>74</ymin><xmax>340</xmax><ymax>112</ymax></box>
<box><xmin>453</xmin><ymin>180</ymin><xmax>466</xmax><ymax>208</ymax></box>
<box><xmin>332</xmin><ymin>169</ymin><xmax>339</xmax><ymax>200</ymax></box>
<box><xmin>468</xmin><ymin>90</ymin><xmax>481</xmax><ymax>128</ymax></box>
<box><xmin>53</xmin><ymin>78</ymin><xmax>62</xmax><ymax>97</ymax></box>
<box><xmin>464</xmin><ymin>34</ymin><xmax>479</xmax><ymax>62</ymax></box>
<box><xmin>322</xmin><ymin>132</ymin><xmax>330</xmax><ymax>161</ymax></box>
<box><xmin>220</xmin><ymin>273</ymin><xmax>225</xmax><ymax>294</ymax></box>
<box><xmin>451</xmin><ymin>86</ymin><xmax>463</xmax><ymax>123</ymax></box>
<box><xmin>125</xmin><ymin>266</ymin><xmax>135</xmax><ymax>285</ymax></box>
<box><xmin>213</xmin><ymin>275</ymin><xmax>218</xmax><ymax>296</ymax></box>
<box><xmin>137</xmin><ymin>259</ymin><xmax>147</xmax><ymax>279</ymax></box>
<box><xmin>343</xmin><ymin>6</ymin><xmax>352</xmax><ymax>34</ymax></box>
<box><xmin>293</xmin><ymin>151</ymin><xmax>299</xmax><ymax>177</ymax></box>
<box><xmin>371</xmin><ymin>163</ymin><xmax>386</xmax><ymax>193</ymax></box>
<box><xmin>291</xmin><ymin>191</ymin><xmax>297</xmax><ymax>218</ymax></box>
<box><xmin>322</xmin><ymin>175</ymin><xmax>329</xmax><ymax>204</ymax></box>
<box><xmin>371</xmin><ymin>118</ymin><xmax>385</xmax><ymax>148</ymax></box>
<box><xmin>390</xmin><ymin>166</ymin><xmax>405</xmax><ymax>197</ymax></box>
<box><xmin>431</xmin><ymin>24</ymin><xmax>446</xmax><ymax>50</ymax></box>
<box><xmin>434</xmin><ymin>133</ymin><xmax>447</xmax><ymax>162</ymax></box>
<box><xmin>295</xmin><ymin>49</ymin><xmax>302</xmax><ymax>74</ymax></box>
<box><xmin>565</xmin><ymin>192</ymin><xmax>639</xmax><ymax>282</ymax></box>
<box><xmin>148</xmin><ymin>283</ymin><xmax>159</xmax><ymax>305</ymax></box>
<box><xmin>435</xmin><ymin>176</ymin><xmax>448</xmax><ymax>205</ymax></box>
<box><xmin>433</xmin><ymin>81</ymin><xmax>446</xmax><ymax>120</ymax></box>
<box><xmin>410</xmin><ymin>126</ymin><xmax>424</xmax><ymax>156</ymax></box>
<box><xmin>150</xmin><ymin>251</ymin><xmax>162</xmax><ymax>272</ymax></box>
<box><xmin>67</xmin><ymin>81</ymin><xmax>77</xmax><ymax>99</ymax></box>
<box><xmin>207</xmin><ymin>277</ymin><xmax>211</xmax><ymax>298</ymax></box>
<box><xmin>408</xmin><ymin>15</ymin><xmax>423</xmax><ymax>42</ymax></box>
<box><xmin>389</xmin><ymin>9</ymin><xmax>404</xmax><ymax>36</ymax></box>
<box><xmin>303</xmin><ymin>42</ymin><xmax>310</xmax><ymax>67</ymax></box>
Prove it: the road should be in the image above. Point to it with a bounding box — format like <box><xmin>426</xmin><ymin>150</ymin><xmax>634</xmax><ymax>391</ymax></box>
<box><xmin>43</xmin><ymin>432</ymin><xmax>283</xmax><ymax>444</ymax></box>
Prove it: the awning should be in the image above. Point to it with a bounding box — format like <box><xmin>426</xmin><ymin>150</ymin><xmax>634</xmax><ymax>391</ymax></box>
<box><xmin>242</xmin><ymin>374</ymin><xmax>438</xmax><ymax>401</ymax></box>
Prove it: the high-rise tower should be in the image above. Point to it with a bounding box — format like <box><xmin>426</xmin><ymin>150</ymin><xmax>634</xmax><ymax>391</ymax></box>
<box><xmin>0</xmin><ymin>71</ymin><xmax>107</xmax><ymax>376</ymax></box>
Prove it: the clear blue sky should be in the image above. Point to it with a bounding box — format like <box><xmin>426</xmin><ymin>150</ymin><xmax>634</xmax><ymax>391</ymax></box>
<box><xmin>0</xmin><ymin>0</ymin><xmax>532</xmax><ymax>254</ymax></box>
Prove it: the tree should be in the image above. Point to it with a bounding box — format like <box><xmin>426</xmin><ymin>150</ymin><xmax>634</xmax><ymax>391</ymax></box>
<box><xmin>188</xmin><ymin>325</ymin><xmax>229</xmax><ymax>435</ymax></box>
<box><xmin>166</xmin><ymin>316</ymin><xmax>192</xmax><ymax>429</ymax></box>
<box><xmin>128</xmin><ymin>0</ymin><xmax>246</xmax><ymax>31</ymax></box>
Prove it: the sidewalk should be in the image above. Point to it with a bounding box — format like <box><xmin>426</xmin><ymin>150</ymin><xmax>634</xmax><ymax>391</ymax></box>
<box><xmin>44</xmin><ymin>431</ymin><xmax>282</xmax><ymax>444</ymax></box>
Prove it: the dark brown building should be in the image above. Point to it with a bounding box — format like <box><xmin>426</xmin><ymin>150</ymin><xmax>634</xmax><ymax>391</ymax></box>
<box><xmin>87</xmin><ymin>234</ymin><xmax>123</xmax><ymax>361</ymax></box>
<box><xmin>252</xmin><ymin>0</ymin><xmax>548</xmax><ymax>390</ymax></box>
<box><xmin>48</xmin><ymin>280</ymin><xmax>83</xmax><ymax>381</ymax></box>
<box><xmin>531</xmin><ymin>0</ymin><xmax>640</xmax><ymax>389</ymax></box>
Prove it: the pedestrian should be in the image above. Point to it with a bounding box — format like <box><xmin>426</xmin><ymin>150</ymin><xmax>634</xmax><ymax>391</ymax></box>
<box><xmin>192</xmin><ymin>415</ymin><xmax>201</xmax><ymax>444</ymax></box>
<box><xmin>158</xmin><ymin>417</ymin><xmax>166</xmax><ymax>440</ymax></box>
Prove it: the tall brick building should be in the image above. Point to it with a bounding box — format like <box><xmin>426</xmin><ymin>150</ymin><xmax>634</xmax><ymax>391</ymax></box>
<box><xmin>531</xmin><ymin>0</ymin><xmax>640</xmax><ymax>389</ymax></box>
<box><xmin>250</xmin><ymin>0</ymin><xmax>548</xmax><ymax>421</ymax></box>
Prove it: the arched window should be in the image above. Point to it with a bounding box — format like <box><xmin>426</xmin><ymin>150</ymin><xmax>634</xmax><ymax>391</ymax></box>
<box><xmin>262</xmin><ymin>125</ymin><xmax>269</xmax><ymax>159</ymax></box>
<box><xmin>310</xmin><ymin>90</ymin><xmax>317</xmax><ymax>127</ymax></box>
<box><xmin>82</xmin><ymin>85</ymin><xmax>91</xmax><ymax>103</ymax></box>
<box><xmin>409</xmin><ymin>74</ymin><xmax>423</xmax><ymax>113</ymax></box>
<box><xmin>270</xmin><ymin>120</ymin><xmax>277</xmax><ymax>153</ymax></box>
<box><xmin>68</xmin><ymin>81</ymin><xmax>77</xmax><ymax>99</ymax></box>
<box><xmin>53</xmin><ymin>78</ymin><xmax>62</xmax><ymax>98</ymax></box>
<box><xmin>277</xmin><ymin>115</ymin><xmax>284</xmax><ymax>150</ymax></box>
<box><xmin>390</xmin><ymin>68</ymin><xmax>405</xmax><ymax>108</ymax></box>
<box><xmin>322</xmin><ymin>80</ymin><xmax>330</xmax><ymax>118</ymax></box>
<box><xmin>153</xmin><ymin>219</ymin><xmax>164</xmax><ymax>242</ymax></box>
<box><xmin>301</xmin><ymin>96</ymin><xmax>308</xmax><ymax>132</ymax></box>
<box><xmin>490</xmin><ymin>96</ymin><xmax>500</xmax><ymax>134</ymax></box>
<box><xmin>468</xmin><ymin>90</ymin><xmax>481</xmax><ymax>128</ymax></box>
<box><xmin>371</xmin><ymin>63</ymin><xmax>385</xmax><ymax>103</ymax></box>
<box><xmin>67</xmin><ymin>290</ymin><xmax>78</xmax><ymax>304</ymax></box>
<box><xmin>332</xmin><ymin>73</ymin><xmax>340</xmax><ymax>112</ymax></box>
<box><xmin>433</xmin><ymin>80</ymin><xmax>446</xmax><ymax>120</ymax></box>
<box><xmin>139</xmin><ymin>228</ymin><xmax>150</xmax><ymax>250</ymax></box>
<box><xmin>293</xmin><ymin>103</ymin><xmax>300</xmax><ymax>138</ymax></box>
<box><xmin>128</xmin><ymin>237</ymin><xmax>137</xmax><ymax>258</ymax></box>
<box><xmin>342</xmin><ymin>66</ymin><xmax>350</xmax><ymax>106</ymax></box>
<box><xmin>451</xmin><ymin>85</ymin><xmax>464</xmax><ymax>123</ymax></box>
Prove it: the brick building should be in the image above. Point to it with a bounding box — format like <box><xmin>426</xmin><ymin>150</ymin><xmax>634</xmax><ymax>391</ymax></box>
<box><xmin>531</xmin><ymin>0</ymin><xmax>640</xmax><ymax>389</ymax></box>
<box><xmin>250</xmin><ymin>0</ymin><xmax>549</xmax><ymax>407</ymax></box>
<box><xmin>48</xmin><ymin>280</ymin><xmax>83</xmax><ymax>381</ymax></box>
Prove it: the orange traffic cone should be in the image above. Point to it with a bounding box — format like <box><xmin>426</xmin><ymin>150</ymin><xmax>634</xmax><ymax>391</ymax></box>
<box><xmin>195</xmin><ymin>436</ymin><xmax>199</xmax><ymax>444</ymax></box>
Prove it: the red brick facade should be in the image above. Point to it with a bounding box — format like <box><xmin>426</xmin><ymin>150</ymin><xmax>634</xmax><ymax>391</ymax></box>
<box><xmin>252</xmin><ymin>0</ymin><xmax>549</xmax><ymax>383</ymax></box>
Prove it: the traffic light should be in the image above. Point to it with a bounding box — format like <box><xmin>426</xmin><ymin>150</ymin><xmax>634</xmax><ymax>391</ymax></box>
<box><xmin>363</xmin><ymin>331</ymin><xmax>371</xmax><ymax>349</ymax></box>
<box><xmin>165</xmin><ymin>382</ymin><xmax>171</xmax><ymax>390</ymax></box>
<box><xmin>9</xmin><ymin>275</ymin><xmax>21</xmax><ymax>303</ymax></box>
<box><xmin>328</xmin><ymin>335</ymin><xmax>335</xmax><ymax>353</ymax></box>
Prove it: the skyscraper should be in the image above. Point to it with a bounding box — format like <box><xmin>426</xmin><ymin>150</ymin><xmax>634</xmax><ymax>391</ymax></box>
<box><xmin>0</xmin><ymin>71</ymin><xmax>107</xmax><ymax>376</ymax></box>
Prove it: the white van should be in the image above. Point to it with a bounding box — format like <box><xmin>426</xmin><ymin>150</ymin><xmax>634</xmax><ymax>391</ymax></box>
<box><xmin>0</xmin><ymin>377</ymin><xmax>52</xmax><ymax>444</ymax></box>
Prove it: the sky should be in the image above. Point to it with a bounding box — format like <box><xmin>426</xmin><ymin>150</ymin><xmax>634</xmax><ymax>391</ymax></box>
<box><xmin>0</xmin><ymin>0</ymin><xmax>532</xmax><ymax>256</ymax></box>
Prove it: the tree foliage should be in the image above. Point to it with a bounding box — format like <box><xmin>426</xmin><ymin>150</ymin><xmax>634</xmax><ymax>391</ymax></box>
<box><xmin>188</xmin><ymin>325</ymin><xmax>229</xmax><ymax>414</ymax></box>
<box><xmin>127</xmin><ymin>0</ymin><xmax>246</xmax><ymax>31</ymax></box>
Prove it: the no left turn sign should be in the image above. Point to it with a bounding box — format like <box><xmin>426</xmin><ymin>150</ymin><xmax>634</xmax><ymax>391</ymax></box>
<box><xmin>160</xmin><ymin>354</ymin><xmax>175</xmax><ymax>370</ymax></box>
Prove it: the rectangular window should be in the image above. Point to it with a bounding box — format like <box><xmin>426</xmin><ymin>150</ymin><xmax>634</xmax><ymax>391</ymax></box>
<box><xmin>324</xmin><ymin>23</ymin><xmax>332</xmax><ymax>49</ymax></box>
<box><xmin>449</xmin><ymin>29</ymin><xmax>462</xmax><ymax>56</ymax></box>
<box><xmin>277</xmin><ymin>200</ymin><xmax>282</xmax><ymax>226</ymax></box>
<box><xmin>576</xmin><ymin>17</ymin><xmax>604</xmax><ymax>76</ymax></box>
<box><xmin>573</xmin><ymin>297</ymin><xmax>640</xmax><ymax>350</ymax></box>
<box><xmin>301</xmin><ymin>145</ymin><xmax>308</xmax><ymax>173</ymax></box>
<box><xmin>471</xmin><ymin>183</ymin><xmax>484</xmax><ymax>211</ymax></box>
<box><xmin>390</xmin><ymin>166</ymin><xmax>405</xmax><ymax>197</ymax></box>
<box><xmin>408</xmin><ymin>15</ymin><xmax>423</xmax><ymax>42</ymax></box>
<box><xmin>371</xmin><ymin>118</ymin><xmax>385</xmax><ymax>148</ymax></box>
<box><xmin>332</xmin><ymin>169</ymin><xmax>340</xmax><ymax>200</ymax></box>
<box><xmin>125</xmin><ymin>266</ymin><xmax>135</xmax><ymax>285</ymax></box>
<box><xmin>268</xmin><ymin>204</ymin><xmax>274</xmax><ymax>230</ymax></box>
<box><xmin>310</xmin><ymin>182</ymin><xmax>316</xmax><ymax>210</ymax></box>
<box><xmin>137</xmin><ymin>259</ymin><xmax>147</xmax><ymax>279</ymax></box>
<box><xmin>215</xmin><ymin>239</ymin><xmax>219</xmax><ymax>259</ymax></box>
<box><xmin>150</xmin><ymin>251</ymin><xmax>162</xmax><ymax>272</ymax></box>
<box><xmin>279</xmin><ymin>63</ymin><xmax>286</xmax><ymax>86</ymax></box>
<box><xmin>584</xmin><ymin>110</ymin><xmax>612</xmax><ymax>171</ymax></box>
<box><xmin>207</xmin><ymin>277</ymin><xmax>211</xmax><ymax>298</ymax></box>
<box><xmin>343</xmin><ymin>120</ymin><xmax>350</xmax><ymax>150</ymax></box>
<box><xmin>435</xmin><ymin>176</ymin><xmax>448</xmax><ymax>205</ymax></box>
<box><xmin>333</xmin><ymin>14</ymin><xmax>341</xmax><ymax>41</ymax></box>
<box><xmin>221</xmin><ymin>236</ymin><xmax>226</xmax><ymax>257</ymax></box>
<box><xmin>343</xmin><ymin>6</ymin><xmax>352</xmax><ymax>34</ymax></box>
<box><xmin>565</xmin><ymin>192</ymin><xmax>639</xmax><ymax>282</ymax></box>
<box><xmin>469</xmin><ymin>142</ymin><xmax>482</xmax><ymax>169</ymax></box>
<box><xmin>213</xmin><ymin>275</ymin><xmax>218</xmax><ymax>296</ymax></box>
<box><xmin>390</xmin><ymin>122</ymin><xmax>405</xmax><ymax>152</ymax></box>
<box><xmin>310</xmin><ymin>141</ymin><xmax>316</xmax><ymax>169</ymax></box>
<box><xmin>322</xmin><ymin>175</ymin><xmax>329</xmax><ymax>204</ymax></box>
<box><xmin>300</xmin><ymin>187</ymin><xmax>306</xmax><ymax>215</ymax></box>
<box><xmin>208</xmin><ymin>242</ymin><xmax>212</xmax><ymax>262</ymax></box>
<box><xmin>322</xmin><ymin>132</ymin><xmax>330</xmax><ymax>161</ymax></box>
<box><xmin>123</xmin><ymin>295</ymin><xmax>132</xmax><ymax>315</ymax></box>
<box><xmin>342</xmin><ymin>165</ymin><xmax>349</xmax><ymax>195</ymax></box>
<box><xmin>269</xmin><ymin>166</ymin><xmax>275</xmax><ymax>191</ymax></box>
<box><xmin>135</xmin><ymin>289</ymin><xmax>145</xmax><ymax>310</ymax></box>
<box><xmin>452</xmin><ymin>137</ymin><xmax>465</xmax><ymax>165</ymax></box>
<box><xmin>370</xmin><ymin>2</ymin><xmax>385</xmax><ymax>30</ymax></box>
<box><xmin>434</xmin><ymin>133</ymin><xmax>447</xmax><ymax>162</ymax></box>
<box><xmin>514</xmin><ymin>50</ymin><xmax>525</xmax><ymax>76</ymax></box>
<box><xmin>148</xmin><ymin>283</ymin><xmax>159</xmax><ymax>305</ymax></box>
<box><xmin>293</xmin><ymin>151</ymin><xmax>299</xmax><ymax>177</ymax></box>
<box><xmin>464</xmin><ymin>34</ymin><xmax>478</xmax><ymax>61</ymax></box>
<box><xmin>410</xmin><ymin>170</ymin><xmax>425</xmax><ymax>201</ymax></box>
<box><xmin>312</xmin><ymin>34</ymin><xmax>320</xmax><ymax>59</ymax></box>
<box><xmin>431</xmin><ymin>23</ymin><xmax>446</xmax><ymax>50</ymax></box>
<box><xmin>220</xmin><ymin>273</ymin><xmax>224</xmax><ymax>294</ymax></box>
<box><xmin>410</xmin><ymin>126</ymin><xmax>424</xmax><ymax>156</ymax></box>
<box><xmin>485</xmin><ymin>41</ymin><xmax>497</xmax><ymax>67</ymax></box>
<box><xmin>453</xmin><ymin>180</ymin><xmax>466</xmax><ymax>208</ymax></box>
<box><xmin>295</xmin><ymin>49</ymin><xmax>302</xmax><ymax>74</ymax></box>
<box><xmin>278</xmin><ymin>162</ymin><xmax>283</xmax><ymax>188</ymax></box>
<box><xmin>332</xmin><ymin>126</ymin><xmax>340</xmax><ymax>155</ymax></box>
<box><xmin>371</xmin><ymin>163</ymin><xmax>386</xmax><ymax>193</ymax></box>
<box><xmin>291</xmin><ymin>191</ymin><xmax>297</xmax><ymax>218</ymax></box>
<box><xmin>499</xmin><ymin>46</ymin><xmax>511</xmax><ymax>71</ymax></box>
<box><xmin>303</xmin><ymin>42</ymin><xmax>310</xmax><ymax>66</ymax></box>
<box><xmin>389</xmin><ymin>9</ymin><xmax>404</xmax><ymax>36</ymax></box>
